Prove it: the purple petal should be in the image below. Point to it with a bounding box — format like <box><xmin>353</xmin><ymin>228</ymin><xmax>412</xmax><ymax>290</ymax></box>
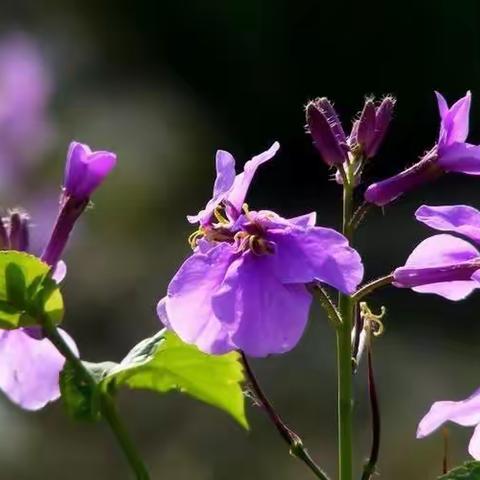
<box><xmin>286</xmin><ymin>212</ymin><xmax>317</xmax><ymax>228</ymax></box>
<box><xmin>469</xmin><ymin>424</ymin><xmax>480</xmax><ymax>459</ymax></box>
<box><xmin>227</xmin><ymin>142</ymin><xmax>280</xmax><ymax>215</ymax></box>
<box><xmin>52</xmin><ymin>260</ymin><xmax>67</xmax><ymax>283</ymax></box>
<box><xmin>416</xmin><ymin>204</ymin><xmax>480</xmax><ymax>243</ymax></box>
<box><xmin>212</xmin><ymin>252</ymin><xmax>312</xmax><ymax>357</ymax></box>
<box><xmin>266</xmin><ymin>225</ymin><xmax>364</xmax><ymax>294</ymax></box>
<box><xmin>356</xmin><ymin>99</ymin><xmax>376</xmax><ymax>152</ymax></box>
<box><xmin>435</xmin><ymin>91</ymin><xmax>449</xmax><ymax>119</ymax></box>
<box><xmin>156</xmin><ymin>296</ymin><xmax>171</xmax><ymax>329</ymax></box>
<box><xmin>394</xmin><ymin>234</ymin><xmax>480</xmax><ymax>300</ymax></box>
<box><xmin>187</xmin><ymin>150</ymin><xmax>236</xmax><ymax>225</ymax></box>
<box><xmin>64</xmin><ymin>141</ymin><xmax>116</xmax><ymax>199</ymax></box>
<box><xmin>367</xmin><ymin>96</ymin><xmax>395</xmax><ymax>157</ymax></box>
<box><xmin>438</xmin><ymin>91</ymin><xmax>471</xmax><ymax>148</ymax></box>
<box><xmin>0</xmin><ymin>328</ymin><xmax>78</xmax><ymax>410</ymax></box>
<box><xmin>438</xmin><ymin>142</ymin><xmax>480</xmax><ymax>175</ymax></box>
<box><xmin>417</xmin><ymin>387</ymin><xmax>480</xmax><ymax>439</ymax></box>
<box><xmin>165</xmin><ymin>243</ymin><xmax>239</xmax><ymax>354</ymax></box>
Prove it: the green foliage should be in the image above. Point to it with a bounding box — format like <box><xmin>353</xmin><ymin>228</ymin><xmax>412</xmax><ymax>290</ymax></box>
<box><xmin>439</xmin><ymin>462</ymin><xmax>480</xmax><ymax>479</ymax></box>
<box><xmin>60</xmin><ymin>330</ymin><xmax>248</xmax><ymax>429</ymax></box>
<box><xmin>0</xmin><ymin>251</ymin><xmax>64</xmax><ymax>328</ymax></box>
<box><xmin>60</xmin><ymin>361</ymin><xmax>116</xmax><ymax>422</ymax></box>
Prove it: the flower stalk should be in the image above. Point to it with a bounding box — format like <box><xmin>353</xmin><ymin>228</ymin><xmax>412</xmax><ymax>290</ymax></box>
<box><xmin>42</xmin><ymin>319</ymin><xmax>150</xmax><ymax>480</ymax></box>
<box><xmin>240</xmin><ymin>352</ymin><xmax>331</xmax><ymax>480</ymax></box>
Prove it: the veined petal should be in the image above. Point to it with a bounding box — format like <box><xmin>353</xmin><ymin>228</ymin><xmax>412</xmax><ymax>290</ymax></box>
<box><xmin>394</xmin><ymin>234</ymin><xmax>480</xmax><ymax>300</ymax></box>
<box><xmin>438</xmin><ymin>142</ymin><xmax>480</xmax><ymax>175</ymax></box>
<box><xmin>187</xmin><ymin>150</ymin><xmax>236</xmax><ymax>224</ymax></box>
<box><xmin>435</xmin><ymin>91</ymin><xmax>449</xmax><ymax>120</ymax></box>
<box><xmin>266</xmin><ymin>226</ymin><xmax>364</xmax><ymax>294</ymax></box>
<box><xmin>416</xmin><ymin>205</ymin><xmax>480</xmax><ymax>243</ymax></box>
<box><xmin>165</xmin><ymin>242</ymin><xmax>239</xmax><ymax>354</ymax></box>
<box><xmin>417</xmin><ymin>387</ymin><xmax>480</xmax><ymax>439</ymax></box>
<box><xmin>212</xmin><ymin>252</ymin><xmax>311</xmax><ymax>357</ymax></box>
<box><xmin>227</xmin><ymin>142</ymin><xmax>280</xmax><ymax>215</ymax></box>
<box><xmin>0</xmin><ymin>328</ymin><xmax>78</xmax><ymax>410</ymax></box>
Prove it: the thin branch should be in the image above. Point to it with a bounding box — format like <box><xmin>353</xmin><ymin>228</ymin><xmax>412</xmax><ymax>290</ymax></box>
<box><xmin>240</xmin><ymin>352</ymin><xmax>332</xmax><ymax>480</ymax></box>
<box><xmin>351</xmin><ymin>274</ymin><xmax>394</xmax><ymax>302</ymax></box>
<box><xmin>361</xmin><ymin>345</ymin><xmax>380</xmax><ymax>480</ymax></box>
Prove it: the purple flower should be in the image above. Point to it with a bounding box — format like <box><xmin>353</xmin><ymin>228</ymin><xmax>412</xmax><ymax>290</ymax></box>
<box><xmin>64</xmin><ymin>141</ymin><xmax>117</xmax><ymax>201</ymax></box>
<box><xmin>0</xmin><ymin>215</ymin><xmax>76</xmax><ymax>410</ymax></box>
<box><xmin>417</xmin><ymin>386</ymin><xmax>480</xmax><ymax>459</ymax></box>
<box><xmin>393</xmin><ymin>204</ymin><xmax>480</xmax><ymax>300</ymax></box>
<box><xmin>0</xmin><ymin>33</ymin><xmax>53</xmax><ymax>188</ymax></box>
<box><xmin>0</xmin><ymin>328</ymin><xmax>78</xmax><ymax>410</ymax></box>
<box><xmin>158</xmin><ymin>142</ymin><xmax>364</xmax><ymax>357</ymax></box>
<box><xmin>42</xmin><ymin>141</ymin><xmax>117</xmax><ymax>267</ymax></box>
<box><xmin>365</xmin><ymin>91</ymin><xmax>480</xmax><ymax>206</ymax></box>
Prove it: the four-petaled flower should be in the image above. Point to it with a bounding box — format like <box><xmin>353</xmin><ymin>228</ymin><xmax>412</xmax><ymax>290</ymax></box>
<box><xmin>393</xmin><ymin>204</ymin><xmax>480</xmax><ymax>300</ymax></box>
<box><xmin>158</xmin><ymin>142</ymin><xmax>364</xmax><ymax>357</ymax></box>
<box><xmin>366</xmin><ymin>91</ymin><xmax>480</xmax><ymax>206</ymax></box>
<box><xmin>417</xmin><ymin>386</ymin><xmax>480</xmax><ymax>459</ymax></box>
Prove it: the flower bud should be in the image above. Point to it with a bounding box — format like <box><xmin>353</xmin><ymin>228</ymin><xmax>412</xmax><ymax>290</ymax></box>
<box><xmin>64</xmin><ymin>141</ymin><xmax>116</xmax><ymax>201</ymax></box>
<box><xmin>354</xmin><ymin>96</ymin><xmax>395</xmax><ymax>159</ymax></box>
<box><xmin>7</xmin><ymin>210</ymin><xmax>30</xmax><ymax>251</ymax></box>
<box><xmin>306</xmin><ymin>98</ymin><xmax>349</xmax><ymax>166</ymax></box>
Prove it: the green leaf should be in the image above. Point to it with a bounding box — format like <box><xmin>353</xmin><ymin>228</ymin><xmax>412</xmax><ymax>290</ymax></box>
<box><xmin>0</xmin><ymin>251</ymin><xmax>64</xmax><ymax>328</ymax></box>
<box><xmin>102</xmin><ymin>330</ymin><xmax>248</xmax><ymax>429</ymax></box>
<box><xmin>439</xmin><ymin>461</ymin><xmax>480</xmax><ymax>479</ymax></box>
<box><xmin>60</xmin><ymin>361</ymin><xmax>116</xmax><ymax>422</ymax></box>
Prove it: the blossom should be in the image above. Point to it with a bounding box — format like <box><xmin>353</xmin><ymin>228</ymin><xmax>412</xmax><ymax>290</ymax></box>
<box><xmin>417</xmin><ymin>386</ymin><xmax>480</xmax><ymax>459</ymax></box>
<box><xmin>393</xmin><ymin>204</ymin><xmax>480</xmax><ymax>300</ymax></box>
<box><xmin>158</xmin><ymin>142</ymin><xmax>364</xmax><ymax>357</ymax></box>
<box><xmin>0</xmin><ymin>216</ymin><xmax>76</xmax><ymax>410</ymax></box>
<box><xmin>42</xmin><ymin>141</ymin><xmax>117</xmax><ymax>267</ymax></box>
<box><xmin>365</xmin><ymin>91</ymin><xmax>480</xmax><ymax>206</ymax></box>
<box><xmin>0</xmin><ymin>328</ymin><xmax>78</xmax><ymax>410</ymax></box>
<box><xmin>64</xmin><ymin>141</ymin><xmax>117</xmax><ymax>201</ymax></box>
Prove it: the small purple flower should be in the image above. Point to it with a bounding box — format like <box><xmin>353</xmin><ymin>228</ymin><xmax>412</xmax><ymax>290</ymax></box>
<box><xmin>417</xmin><ymin>386</ymin><xmax>480</xmax><ymax>459</ymax></box>
<box><xmin>42</xmin><ymin>141</ymin><xmax>117</xmax><ymax>267</ymax></box>
<box><xmin>0</xmin><ymin>217</ymin><xmax>76</xmax><ymax>410</ymax></box>
<box><xmin>0</xmin><ymin>328</ymin><xmax>78</xmax><ymax>410</ymax></box>
<box><xmin>365</xmin><ymin>91</ymin><xmax>480</xmax><ymax>206</ymax></box>
<box><xmin>159</xmin><ymin>142</ymin><xmax>364</xmax><ymax>357</ymax></box>
<box><xmin>64</xmin><ymin>141</ymin><xmax>117</xmax><ymax>201</ymax></box>
<box><xmin>393</xmin><ymin>204</ymin><xmax>480</xmax><ymax>300</ymax></box>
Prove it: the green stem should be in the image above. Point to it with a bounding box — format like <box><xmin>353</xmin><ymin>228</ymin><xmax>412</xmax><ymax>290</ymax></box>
<box><xmin>43</xmin><ymin>322</ymin><xmax>150</xmax><ymax>480</ymax></box>
<box><xmin>337</xmin><ymin>171</ymin><xmax>354</xmax><ymax>480</ymax></box>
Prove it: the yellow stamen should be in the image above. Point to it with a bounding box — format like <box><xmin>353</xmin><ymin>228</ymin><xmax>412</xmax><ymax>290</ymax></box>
<box><xmin>360</xmin><ymin>302</ymin><xmax>386</xmax><ymax>337</ymax></box>
<box><xmin>213</xmin><ymin>206</ymin><xmax>229</xmax><ymax>225</ymax></box>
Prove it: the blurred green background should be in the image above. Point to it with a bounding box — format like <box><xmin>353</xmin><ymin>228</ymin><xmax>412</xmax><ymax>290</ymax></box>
<box><xmin>0</xmin><ymin>0</ymin><xmax>480</xmax><ymax>478</ymax></box>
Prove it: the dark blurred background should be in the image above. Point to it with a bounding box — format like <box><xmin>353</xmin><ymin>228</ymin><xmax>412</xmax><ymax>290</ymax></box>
<box><xmin>0</xmin><ymin>1</ymin><xmax>479</xmax><ymax>478</ymax></box>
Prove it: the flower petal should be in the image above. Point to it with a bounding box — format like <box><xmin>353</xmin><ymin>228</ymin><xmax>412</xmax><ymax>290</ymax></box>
<box><xmin>469</xmin><ymin>424</ymin><xmax>480</xmax><ymax>460</ymax></box>
<box><xmin>438</xmin><ymin>142</ymin><xmax>480</xmax><ymax>175</ymax></box>
<box><xmin>435</xmin><ymin>91</ymin><xmax>449</xmax><ymax>120</ymax></box>
<box><xmin>394</xmin><ymin>234</ymin><xmax>480</xmax><ymax>300</ymax></box>
<box><xmin>266</xmin><ymin>226</ymin><xmax>363</xmax><ymax>294</ymax></box>
<box><xmin>438</xmin><ymin>91</ymin><xmax>471</xmax><ymax>148</ymax></box>
<box><xmin>165</xmin><ymin>243</ymin><xmax>239</xmax><ymax>354</ymax></box>
<box><xmin>0</xmin><ymin>328</ymin><xmax>77</xmax><ymax>410</ymax></box>
<box><xmin>226</xmin><ymin>142</ymin><xmax>280</xmax><ymax>215</ymax></box>
<box><xmin>416</xmin><ymin>204</ymin><xmax>480</xmax><ymax>243</ymax></box>
<box><xmin>187</xmin><ymin>150</ymin><xmax>236</xmax><ymax>224</ymax></box>
<box><xmin>212</xmin><ymin>252</ymin><xmax>311</xmax><ymax>357</ymax></box>
<box><xmin>417</xmin><ymin>387</ymin><xmax>480</xmax><ymax>439</ymax></box>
